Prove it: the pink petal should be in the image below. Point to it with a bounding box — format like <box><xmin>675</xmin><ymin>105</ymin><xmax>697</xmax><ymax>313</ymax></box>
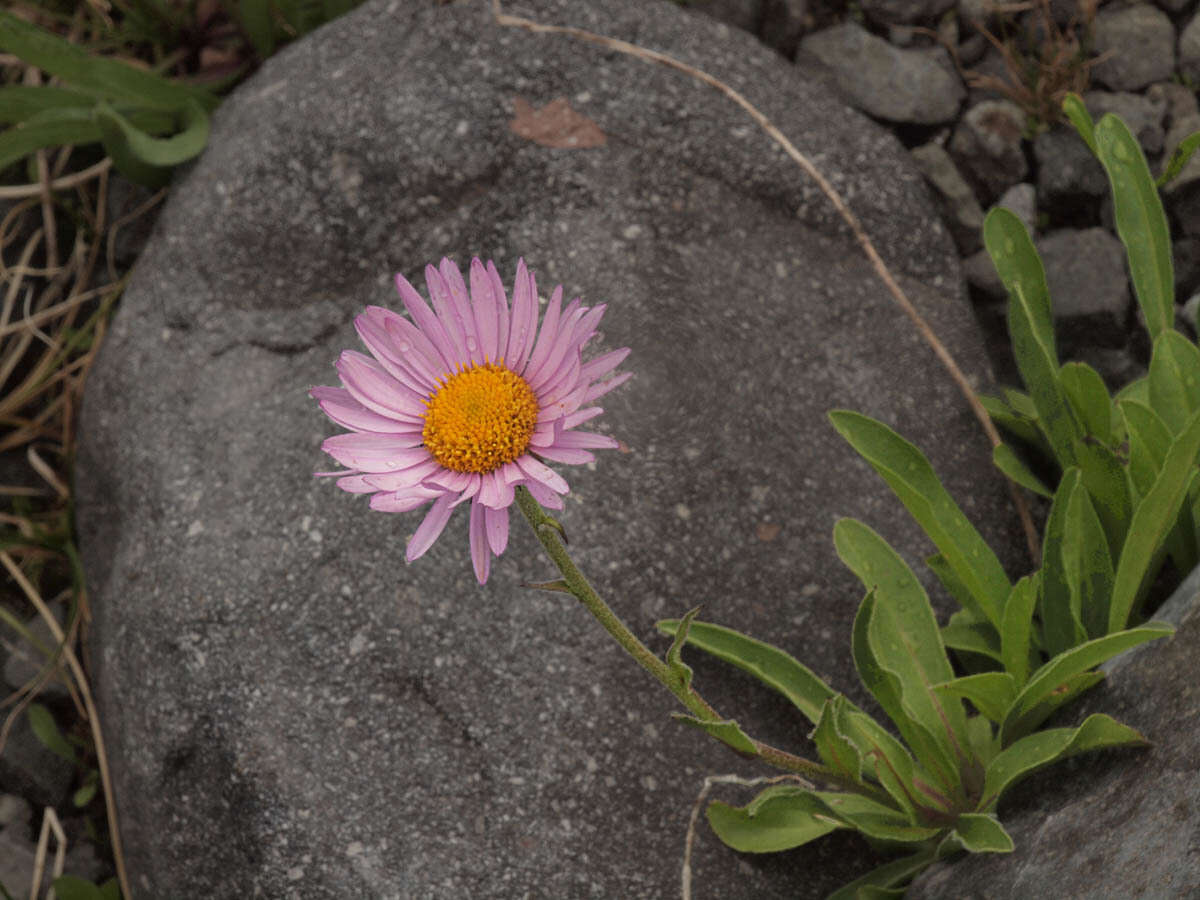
<box><xmin>470</xmin><ymin>258</ymin><xmax>500</xmax><ymax>364</ymax></box>
<box><xmin>563</xmin><ymin>407</ymin><xmax>603</xmax><ymax>429</ymax></box>
<box><xmin>505</xmin><ymin>259</ymin><xmax>537</xmax><ymax>372</ymax></box>
<box><xmin>364</xmin><ymin>457</ymin><xmax>443</xmax><ymax>490</ymax></box>
<box><xmin>521</xmin><ymin>285</ymin><xmax>564</xmax><ymax>380</ymax></box>
<box><xmin>441</xmin><ymin>257</ymin><xmax>484</xmax><ymax>366</ymax></box>
<box><xmin>321</xmin><ymin>433</ymin><xmax>428</xmax><ymax>472</ymax></box>
<box><xmin>528</xmin><ymin>305</ymin><xmax>588</xmax><ymax>392</ymax></box>
<box><xmin>395</xmin><ymin>271</ymin><xmax>458</xmax><ymax>374</ymax></box>
<box><xmin>426</xmin><ymin>264</ymin><xmax>470</xmax><ymax>365</ymax></box>
<box><xmin>334</xmin><ymin>474</ymin><xmax>378</xmax><ymax>493</ymax></box>
<box><xmin>537</xmin><ymin>383</ymin><xmax>589</xmax><ymax>424</ymax></box>
<box><xmin>337</xmin><ymin>352</ymin><xmax>426</xmax><ymax>421</ymax></box>
<box><xmin>537</xmin><ymin>356</ymin><xmax>583</xmax><ymax>407</ymax></box>
<box><xmin>487</xmin><ymin>261</ymin><xmax>510</xmax><ymax>365</ymax></box>
<box><xmin>534</xmin><ymin>446</ymin><xmax>594</xmax><ymax>464</ymax></box>
<box><xmin>469</xmin><ymin>500</ymin><xmax>491</xmax><ymax>584</ymax></box>
<box><xmin>478</xmin><ymin>470</ymin><xmax>516</xmax><ymax>509</ymax></box>
<box><xmin>523</xmin><ymin>478</ymin><xmax>565</xmax><ymax>510</ymax></box>
<box><xmin>311</xmin><ymin>386</ymin><xmax>418</xmax><ymax>435</ymax></box>
<box><xmin>450</xmin><ymin>473</ymin><xmax>482</xmax><ymax>508</ymax></box>
<box><xmin>579</xmin><ymin>347</ymin><xmax>630</xmax><ymax>384</ymax></box>
<box><xmin>426</xmin><ymin>469</ymin><xmax>474</xmax><ymax>493</ymax></box>
<box><xmin>517</xmin><ymin>455</ymin><xmax>569</xmax><ymax>495</ymax></box>
<box><xmin>555</xmin><ymin>430</ymin><xmax>619</xmax><ymax>450</ymax></box>
<box><xmin>355</xmin><ymin>311</ymin><xmax>427</xmax><ymax>396</ymax></box>
<box><xmin>370</xmin><ymin>487</ymin><xmax>441</xmax><ymax>513</ymax></box>
<box><xmin>583</xmin><ymin>371</ymin><xmax>633</xmax><ymax>403</ymax></box>
<box><xmin>485</xmin><ymin>504</ymin><xmax>509</xmax><ymax>556</ymax></box>
<box><xmin>406</xmin><ymin>494</ymin><xmax>455</xmax><ymax>562</ymax></box>
<box><xmin>381</xmin><ymin>312</ymin><xmax>445</xmax><ymax>388</ymax></box>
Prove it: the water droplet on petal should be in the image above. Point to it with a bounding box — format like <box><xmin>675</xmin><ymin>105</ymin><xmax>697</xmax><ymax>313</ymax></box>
<box><xmin>466</xmin><ymin>336</ymin><xmax>478</xmax><ymax>352</ymax></box>
<box><xmin>397</xmin><ymin>341</ymin><xmax>412</xmax><ymax>353</ymax></box>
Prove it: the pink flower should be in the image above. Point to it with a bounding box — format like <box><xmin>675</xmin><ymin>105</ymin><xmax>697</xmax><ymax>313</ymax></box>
<box><xmin>312</xmin><ymin>258</ymin><xmax>630</xmax><ymax>583</ymax></box>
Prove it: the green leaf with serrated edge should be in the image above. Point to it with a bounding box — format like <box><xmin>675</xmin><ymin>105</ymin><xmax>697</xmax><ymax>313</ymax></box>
<box><xmin>27</xmin><ymin>703</ymin><xmax>76</xmax><ymax>765</ymax></box>
<box><xmin>851</xmin><ymin>589</ymin><xmax>961</xmax><ymax>797</ymax></box>
<box><xmin>49</xmin><ymin>877</ymin><xmax>104</xmax><ymax>900</ymax></box>
<box><xmin>982</xmin><ymin>713</ymin><xmax>1147</xmax><ymax>810</ymax></box>
<box><xmin>1000</xmin><ymin>670</ymin><xmax>1105</xmax><ymax>744</ymax></box>
<box><xmin>1156</xmin><ymin>130</ymin><xmax>1200</xmax><ymax>189</ymax></box>
<box><xmin>1074</xmin><ymin>438</ymin><xmax>1132</xmax><ymax>559</ymax></box>
<box><xmin>941</xmin><ymin>608</ymin><xmax>1003</xmax><ymax>663</ymax></box>
<box><xmin>1040</xmin><ymin>468</ymin><xmax>1081</xmax><ymax>658</ymax></box>
<box><xmin>1001</xmin><ymin>574</ymin><xmax>1039</xmax><ymax>687</ymax></box>
<box><xmin>992</xmin><ymin>443</ymin><xmax>1052</xmax><ymax>497</ymax></box>
<box><xmin>94</xmin><ymin>99</ymin><xmax>210</xmax><ymax>188</ymax></box>
<box><xmin>933</xmin><ymin>672</ymin><xmax>1016</xmax><ymax>725</ymax></box>
<box><xmin>1059</xmin><ymin>361</ymin><xmax>1113</xmax><ymax>442</ymax></box>
<box><xmin>665</xmin><ymin>606</ymin><xmax>701</xmax><ymax>691</ymax></box>
<box><xmin>829</xmin><ymin>411</ymin><xmax>1010</xmax><ymax>627</ymax></box>
<box><xmin>826</xmin><ymin>845</ymin><xmax>939</xmax><ymax>900</ymax></box>
<box><xmin>951</xmin><ymin>813</ymin><xmax>1013</xmax><ymax>853</ymax></box>
<box><xmin>1095</xmin><ymin>114</ymin><xmax>1174</xmax><ymax>341</ymax></box>
<box><xmin>840</xmin><ymin>707</ymin><xmax>921</xmax><ymax>821</ymax></box>
<box><xmin>1000</xmin><ymin>623</ymin><xmax>1172</xmax><ymax>745</ymax></box>
<box><xmin>0</xmin><ymin>10</ymin><xmax>217</xmax><ymax>112</ymax></box>
<box><xmin>812</xmin><ymin>695</ymin><xmax>863</xmax><ymax>783</ymax></box>
<box><xmin>1148</xmin><ymin>330</ymin><xmax>1200</xmax><ymax>434</ymax></box>
<box><xmin>672</xmin><ymin>714</ymin><xmax>758</xmax><ymax>756</ymax></box>
<box><xmin>1063</xmin><ymin>482</ymin><xmax>1115</xmax><ymax>641</ymax></box>
<box><xmin>1061</xmin><ymin>92</ymin><xmax>1097</xmax><ymax>155</ymax></box>
<box><xmin>656</xmin><ymin>619</ymin><xmax>834</xmax><ymax>725</ymax></box>
<box><xmin>1110</xmin><ymin>407</ymin><xmax>1200</xmax><ymax>631</ymax></box>
<box><xmin>814</xmin><ymin>792</ymin><xmax>941</xmax><ymax>843</ymax></box>
<box><xmin>706</xmin><ymin>789</ymin><xmax>841</xmax><ymax>853</ymax></box>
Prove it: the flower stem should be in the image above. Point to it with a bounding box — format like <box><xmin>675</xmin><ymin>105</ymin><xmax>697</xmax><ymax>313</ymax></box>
<box><xmin>513</xmin><ymin>487</ymin><xmax>888</xmax><ymax>801</ymax></box>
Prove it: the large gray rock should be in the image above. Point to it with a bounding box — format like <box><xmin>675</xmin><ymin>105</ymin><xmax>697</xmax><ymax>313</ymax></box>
<box><xmin>1090</xmin><ymin>3</ymin><xmax>1177</xmax><ymax>92</ymax></box>
<box><xmin>75</xmin><ymin>0</ymin><xmax>1025</xmax><ymax>895</ymax></box>
<box><xmin>909</xmin><ymin>578</ymin><xmax>1200</xmax><ymax>898</ymax></box>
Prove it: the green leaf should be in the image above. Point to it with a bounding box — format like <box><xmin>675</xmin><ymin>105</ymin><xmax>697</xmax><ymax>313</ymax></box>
<box><xmin>0</xmin><ymin>84</ymin><xmax>95</xmax><ymax>124</ymax></box>
<box><xmin>941</xmin><ymin>608</ymin><xmax>1003</xmax><ymax>663</ymax></box>
<box><xmin>979</xmin><ymin>392</ymin><xmax>1053</xmax><ymax>461</ymax></box>
<box><xmin>982</xmin><ymin>713</ymin><xmax>1147</xmax><ymax>809</ymax></box>
<box><xmin>1001</xmin><ymin>623</ymin><xmax>1173</xmax><ymax>744</ymax></box>
<box><xmin>1156</xmin><ymin>130</ymin><xmax>1200</xmax><ymax>189</ymax></box>
<box><xmin>826</xmin><ymin>846</ymin><xmax>939</xmax><ymax>900</ymax></box>
<box><xmin>73</xmin><ymin>772</ymin><xmax>99</xmax><ymax>808</ymax></box>
<box><xmin>812</xmin><ymin>695</ymin><xmax>863</xmax><ymax>784</ymax></box>
<box><xmin>992</xmin><ymin>443</ymin><xmax>1052</xmax><ymax>497</ymax></box>
<box><xmin>1061</xmin><ymin>92</ymin><xmax>1097</xmax><ymax>155</ymax></box>
<box><xmin>0</xmin><ymin>10</ymin><xmax>217</xmax><ymax>112</ymax></box>
<box><xmin>1074</xmin><ymin>438</ymin><xmax>1132</xmax><ymax>559</ymax></box>
<box><xmin>1059</xmin><ymin>361</ymin><xmax>1112</xmax><ymax>442</ymax></box>
<box><xmin>672</xmin><ymin>714</ymin><xmax>759</xmax><ymax>756</ymax></box>
<box><xmin>814</xmin><ymin>791</ymin><xmax>941</xmax><ymax>843</ymax></box>
<box><xmin>949</xmin><ymin>813</ymin><xmax>1013</xmax><ymax>853</ymax></box>
<box><xmin>0</xmin><ymin>106</ymin><xmax>100</xmax><ymax>173</ymax></box>
<box><xmin>98</xmin><ymin>880</ymin><xmax>121</xmax><ymax>900</ymax></box>
<box><xmin>1120</xmin><ymin>400</ymin><xmax>1172</xmax><ymax>496</ymax></box>
<box><xmin>27</xmin><ymin>702</ymin><xmax>77</xmax><ymax>765</ymax></box>
<box><xmin>1148</xmin><ymin>330</ymin><xmax>1200</xmax><ymax>434</ymax></box>
<box><xmin>998</xmin><ymin>670</ymin><xmax>1105</xmax><ymax>745</ymax></box>
<box><xmin>829</xmin><ymin>411</ymin><xmax>1010</xmax><ymax>627</ymax></box>
<box><xmin>1062</xmin><ymin>481</ymin><xmax>1115</xmax><ymax>641</ymax></box>
<box><xmin>665</xmin><ymin>606</ymin><xmax>701</xmax><ymax>691</ymax></box>
<box><xmin>1040</xmin><ymin>468</ymin><xmax>1084</xmax><ymax>658</ymax></box>
<box><xmin>1109</xmin><ymin>407</ymin><xmax>1200</xmax><ymax>631</ymax></box>
<box><xmin>1001</xmin><ymin>574</ymin><xmax>1039</xmax><ymax>687</ymax></box>
<box><xmin>985</xmin><ymin>208</ymin><xmax>1081</xmax><ymax>471</ymax></box>
<box><xmin>933</xmin><ymin>672</ymin><xmax>1016</xmax><ymax>724</ymax></box>
<box><xmin>706</xmin><ymin>787</ymin><xmax>841</xmax><ymax>853</ymax></box>
<box><xmin>237</xmin><ymin>0</ymin><xmax>278</xmax><ymax>58</ymax></box>
<box><xmin>839</xmin><ymin>707</ymin><xmax>921</xmax><ymax>820</ymax></box>
<box><xmin>94</xmin><ymin>99</ymin><xmax>210</xmax><ymax>188</ymax></box>
<box><xmin>49</xmin><ymin>877</ymin><xmax>105</xmax><ymax>900</ymax></box>
<box><xmin>1115</xmin><ymin>374</ymin><xmax>1151</xmax><ymax>406</ymax></box>
<box><xmin>1095</xmin><ymin>114</ymin><xmax>1174</xmax><ymax>341</ymax></box>
<box><xmin>964</xmin><ymin>714</ymin><xmax>998</xmax><ymax>768</ymax></box>
<box><xmin>655</xmin><ymin>619</ymin><xmax>834</xmax><ymax>725</ymax></box>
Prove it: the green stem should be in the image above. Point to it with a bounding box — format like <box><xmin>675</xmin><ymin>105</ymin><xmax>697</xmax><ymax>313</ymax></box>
<box><xmin>514</xmin><ymin>486</ymin><xmax>887</xmax><ymax>801</ymax></box>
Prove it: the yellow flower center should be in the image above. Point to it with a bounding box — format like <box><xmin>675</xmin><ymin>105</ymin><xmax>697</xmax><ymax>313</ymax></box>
<box><xmin>422</xmin><ymin>363</ymin><xmax>539</xmax><ymax>474</ymax></box>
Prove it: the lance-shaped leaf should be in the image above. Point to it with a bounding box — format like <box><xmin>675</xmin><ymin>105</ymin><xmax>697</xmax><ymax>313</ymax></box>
<box><xmin>1148</xmin><ymin>330</ymin><xmax>1200</xmax><ymax>435</ymax></box>
<box><xmin>982</xmin><ymin>713</ymin><xmax>1148</xmax><ymax>810</ymax></box>
<box><xmin>933</xmin><ymin>672</ymin><xmax>1016</xmax><ymax>725</ymax></box>
<box><xmin>812</xmin><ymin>695</ymin><xmax>863</xmax><ymax>784</ymax></box>
<box><xmin>1074</xmin><ymin>438</ymin><xmax>1132</xmax><ymax>559</ymax></box>
<box><xmin>0</xmin><ymin>84</ymin><xmax>95</xmax><ymax>124</ymax></box>
<box><xmin>979</xmin><ymin>392</ymin><xmax>1053</xmax><ymax>461</ymax></box>
<box><xmin>827</xmin><ymin>845</ymin><xmax>939</xmax><ymax>900</ymax></box>
<box><xmin>992</xmin><ymin>443</ymin><xmax>1053</xmax><ymax>497</ymax></box>
<box><xmin>1061</xmin><ymin>92</ymin><xmax>1097</xmax><ymax>155</ymax></box>
<box><xmin>943</xmin><ymin>813</ymin><xmax>1013</xmax><ymax>853</ymax></box>
<box><xmin>840</xmin><ymin>707</ymin><xmax>922</xmax><ymax>821</ymax></box>
<box><xmin>94</xmin><ymin>99</ymin><xmax>210</xmax><ymax>188</ymax></box>
<box><xmin>941</xmin><ymin>608</ymin><xmax>1004</xmax><ymax>664</ymax></box>
<box><xmin>985</xmin><ymin>207</ymin><xmax>1081</xmax><ymax>471</ymax></box>
<box><xmin>1110</xmin><ymin>407</ymin><xmax>1200</xmax><ymax>632</ymax></box>
<box><xmin>1095</xmin><ymin>114</ymin><xmax>1174</xmax><ymax>341</ymax></box>
<box><xmin>829</xmin><ymin>411</ymin><xmax>1010</xmax><ymax>627</ymax></box>
<box><xmin>673</xmin><ymin>714</ymin><xmax>759</xmax><ymax>756</ymax></box>
<box><xmin>1000</xmin><ymin>623</ymin><xmax>1173</xmax><ymax>744</ymax></box>
<box><xmin>1062</xmin><ymin>483</ymin><xmax>1115</xmax><ymax>641</ymax></box>
<box><xmin>0</xmin><ymin>106</ymin><xmax>99</xmax><ymax>172</ymax></box>
<box><xmin>706</xmin><ymin>786</ymin><xmax>841</xmax><ymax>853</ymax></box>
<box><xmin>998</xmin><ymin>670</ymin><xmax>1105</xmax><ymax>747</ymax></box>
<box><xmin>655</xmin><ymin>618</ymin><xmax>834</xmax><ymax>725</ymax></box>
<box><xmin>964</xmin><ymin>715</ymin><xmax>998</xmax><ymax>769</ymax></box>
<box><xmin>852</xmin><ymin>590</ymin><xmax>962</xmax><ymax>796</ymax></box>
<box><xmin>1001</xmin><ymin>574</ymin><xmax>1039</xmax><ymax>687</ymax></box>
<box><xmin>814</xmin><ymin>791</ymin><xmax>941</xmax><ymax>843</ymax></box>
<box><xmin>1157</xmin><ymin>130</ymin><xmax>1200</xmax><ymax>189</ymax></box>
<box><xmin>1040</xmin><ymin>468</ymin><xmax>1085</xmax><ymax>658</ymax></box>
<box><xmin>1060</xmin><ymin>361</ymin><xmax>1113</xmax><ymax>443</ymax></box>
<box><xmin>1121</xmin><ymin>400</ymin><xmax>1171</xmax><ymax>496</ymax></box>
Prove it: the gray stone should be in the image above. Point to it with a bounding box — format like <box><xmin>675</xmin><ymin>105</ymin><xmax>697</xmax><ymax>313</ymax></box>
<box><xmin>799</xmin><ymin>23</ymin><xmax>966</xmax><ymax>124</ymax></box>
<box><xmin>1037</xmin><ymin>227</ymin><xmax>1130</xmax><ymax>326</ymax></box>
<box><xmin>949</xmin><ymin>100</ymin><xmax>1029</xmax><ymax>201</ymax></box>
<box><xmin>910</xmin><ymin>142</ymin><xmax>986</xmax><ymax>253</ymax></box>
<box><xmin>75</xmin><ymin>0</ymin><xmax>1025</xmax><ymax>896</ymax></box>
<box><xmin>1034</xmin><ymin>125</ymin><xmax>1108</xmax><ymax>203</ymax></box>
<box><xmin>1183</xmin><ymin>292</ymin><xmax>1200</xmax><ymax>333</ymax></box>
<box><xmin>0</xmin><ymin>708</ymin><xmax>73</xmax><ymax>808</ymax></box>
<box><xmin>1181</xmin><ymin>11</ymin><xmax>1200</xmax><ymax>84</ymax></box>
<box><xmin>104</xmin><ymin>175</ymin><xmax>159</xmax><ymax>270</ymax></box>
<box><xmin>908</xmin><ymin>585</ymin><xmax>1200</xmax><ymax>898</ymax></box>
<box><xmin>3</xmin><ymin>612</ymin><xmax>70</xmax><ymax>702</ymax></box>
<box><xmin>680</xmin><ymin>0</ymin><xmax>762</xmax><ymax>33</ymax></box>
<box><xmin>1176</xmin><ymin>236</ymin><xmax>1200</xmax><ymax>299</ymax></box>
<box><xmin>861</xmin><ymin>0</ymin><xmax>956</xmax><ymax>26</ymax></box>
<box><xmin>1153</xmin><ymin>0</ymin><xmax>1193</xmax><ymax>15</ymax></box>
<box><xmin>1147</xmin><ymin>79</ymin><xmax>1200</xmax><ymax>130</ymax></box>
<box><xmin>760</xmin><ymin>0</ymin><xmax>808</xmax><ymax>57</ymax></box>
<box><xmin>1162</xmin><ymin>113</ymin><xmax>1200</xmax><ymax>194</ymax></box>
<box><xmin>1090</xmin><ymin>3</ymin><xmax>1176</xmax><ymax>92</ymax></box>
<box><xmin>1083</xmin><ymin>89</ymin><xmax>1166</xmax><ymax>156</ymax></box>
<box><xmin>996</xmin><ymin>182</ymin><xmax>1037</xmax><ymax>236</ymax></box>
<box><xmin>963</xmin><ymin>247</ymin><xmax>1006</xmax><ymax>301</ymax></box>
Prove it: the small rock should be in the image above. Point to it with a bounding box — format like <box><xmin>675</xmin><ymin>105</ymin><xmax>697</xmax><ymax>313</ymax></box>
<box><xmin>948</xmin><ymin>99</ymin><xmax>1028</xmax><ymax>201</ymax></box>
<box><xmin>1034</xmin><ymin>125</ymin><xmax>1108</xmax><ymax>205</ymax></box>
<box><xmin>681</xmin><ymin>0</ymin><xmax>763</xmax><ymax>32</ymax></box>
<box><xmin>910</xmin><ymin>143</ymin><xmax>986</xmax><ymax>253</ymax></box>
<box><xmin>1090</xmin><ymin>3</ymin><xmax>1176</xmax><ymax>92</ymax></box>
<box><xmin>1153</xmin><ymin>0</ymin><xmax>1192</xmax><ymax>15</ymax></box>
<box><xmin>860</xmin><ymin>0</ymin><xmax>956</xmax><ymax>25</ymax></box>
<box><xmin>760</xmin><ymin>0</ymin><xmax>808</xmax><ymax>57</ymax></box>
<box><xmin>956</xmin><ymin>32</ymin><xmax>987</xmax><ymax>66</ymax></box>
<box><xmin>1180</xmin><ymin>12</ymin><xmax>1200</xmax><ymax>85</ymax></box>
<box><xmin>1083</xmin><ymin>89</ymin><xmax>1166</xmax><ymax>156</ymax></box>
<box><xmin>1146</xmin><ymin>81</ymin><xmax>1199</xmax><ymax>131</ymax></box>
<box><xmin>800</xmin><ymin>23</ymin><xmax>966</xmax><ymax>124</ymax></box>
<box><xmin>1037</xmin><ymin>227</ymin><xmax>1129</xmax><ymax>329</ymax></box>
<box><xmin>996</xmin><ymin>182</ymin><xmax>1037</xmax><ymax>235</ymax></box>
<box><xmin>1182</xmin><ymin>292</ymin><xmax>1200</xmax><ymax>333</ymax></box>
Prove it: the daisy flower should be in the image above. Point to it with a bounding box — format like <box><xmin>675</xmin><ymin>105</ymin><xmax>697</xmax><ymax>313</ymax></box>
<box><xmin>311</xmin><ymin>257</ymin><xmax>630</xmax><ymax>583</ymax></box>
